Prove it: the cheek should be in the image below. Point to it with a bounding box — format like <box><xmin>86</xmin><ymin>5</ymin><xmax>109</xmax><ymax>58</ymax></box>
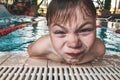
<box><xmin>51</xmin><ymin>36</ymin><xmax>64</xmax><ymax>50</ymax></box>
<box><xmin>81</xmin><ymin>34</ymin><xmax>96</xmax><ymax>48</ymax></box>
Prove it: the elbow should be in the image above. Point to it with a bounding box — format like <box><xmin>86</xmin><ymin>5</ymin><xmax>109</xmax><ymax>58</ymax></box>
<box><xmin>98</xmin><ymin>42</ymin><xmax>106</xmax><ymax>57</ymax></box>
<box><xmin>27</xmin><ymin>44</ymin><xmax>33</xmax><ymax>57</ymax></box>
<box><xmin>101</xmin><ymin>42</ymin><xmax>106</xmax><ymax>56</ymax></box>
<box><xmin>27</xmin><ymin>44</ymin><xmax>40</xmax><ymax>58</ymax></box>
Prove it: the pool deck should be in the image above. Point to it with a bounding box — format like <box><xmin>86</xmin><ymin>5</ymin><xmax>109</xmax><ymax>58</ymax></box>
<box><xmin>0</xmin><ymin>52</ymin><xmax>120</xmax><ymax>67</ymax></box>
<box><xmin>0</xmin><ymin>52</ymin><xmax>120</xmax><ymax>80</ymax></box>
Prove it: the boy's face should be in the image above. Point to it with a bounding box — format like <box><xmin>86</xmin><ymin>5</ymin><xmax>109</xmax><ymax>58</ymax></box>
<box><xmin>49</xmin><ymin>10</ymin><xmax>96</xmax><ymax>64</ymax></box>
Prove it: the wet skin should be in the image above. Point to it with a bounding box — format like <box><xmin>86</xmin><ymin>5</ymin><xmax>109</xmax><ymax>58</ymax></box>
<box><xmin>28</xmin><ymin>10</ymin><xmax>105</xmax><ymax>64</ymax></box>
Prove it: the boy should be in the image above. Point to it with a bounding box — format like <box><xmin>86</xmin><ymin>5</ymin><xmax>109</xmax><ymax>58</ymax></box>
<box><xmin>28</xmin><ymin>0</ymin><xmax>105</xmax><ymax>64</ymax></box>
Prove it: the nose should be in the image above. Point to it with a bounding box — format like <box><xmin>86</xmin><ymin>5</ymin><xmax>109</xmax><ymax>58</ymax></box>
<box><xmin>67</xmin><ymin>34</ymin><xmax>82</xmax><ymax>48</ymax></box>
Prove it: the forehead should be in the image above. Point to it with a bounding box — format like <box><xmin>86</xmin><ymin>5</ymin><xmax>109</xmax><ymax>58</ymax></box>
<box><xmin>51</xmin><ymin>9</ymin><xmax>95</xmax><ymax>27</ymax></box>
<box><xmin>49</xmin><ymin>5</ymin><xmax>95</xmax><ymax>27</ymax></box>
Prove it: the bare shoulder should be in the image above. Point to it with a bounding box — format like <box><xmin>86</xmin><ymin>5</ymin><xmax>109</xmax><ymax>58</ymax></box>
<box><xmin>27</xmin><ymin>35</ymin><xmax>64</xmax><ymax>62</ymax></box>
<box><xmin>27</xmin><ymin>34</ymin><xmax>52</xmax><ymax>57</ymax></box>
<box><xmin>78</xmin><ymin>38</ymin><xmax>106</xmax><ymax>64</ymax></box>
<box><xmin>93</xmin><ymin>38</ymin><xmax>106</xmax><ymax>57</ymax></box>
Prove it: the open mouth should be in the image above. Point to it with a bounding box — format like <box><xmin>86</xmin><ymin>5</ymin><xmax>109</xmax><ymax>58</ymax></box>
<box><xmin>66</xmin><ymin>50</ymin><xmax>85</xmax><ymax>58</ymax></box>
<box><xmin>66</xmin><ymin>53</ymin><xmax>80</xmax><ymax>57</ymax></box>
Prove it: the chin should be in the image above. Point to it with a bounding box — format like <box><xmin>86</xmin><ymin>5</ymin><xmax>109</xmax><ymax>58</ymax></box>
<box><xmin>65</xmin><ymin>58</ymin><xmax>81</xmax><ymax>65</ymax></box>
<box><xmin>66</xmin><ymin>61</ymin><xmax>80</xmax><ymax>65</ymax></box>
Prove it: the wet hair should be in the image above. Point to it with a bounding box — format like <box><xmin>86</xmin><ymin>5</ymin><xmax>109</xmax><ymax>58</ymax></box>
<box><xmin>46</xmin><ymin>0</ymin><xmax>96</xmax><ymax>26</ymax></box>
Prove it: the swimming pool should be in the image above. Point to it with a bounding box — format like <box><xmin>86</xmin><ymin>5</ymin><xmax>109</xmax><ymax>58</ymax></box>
<box><xmin>0</xmin><ymin>20</ymin><xmax>120</xmax><ymax>54</ymax></box>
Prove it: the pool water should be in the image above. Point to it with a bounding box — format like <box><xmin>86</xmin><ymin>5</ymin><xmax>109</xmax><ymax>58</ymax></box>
<box><xmin>0</xmin><ymin>20</ymin><xmax>48</xmax><ymax>52</ymax></box>
<box><xmin>96</xmin><ymin>27</ymin><xmax>120</xmax><ymax>54</ymax></box>
<box><xmin>0</xmin><ymin>20</ymin><xmax>120</xmax><ymax>54</ymax></box>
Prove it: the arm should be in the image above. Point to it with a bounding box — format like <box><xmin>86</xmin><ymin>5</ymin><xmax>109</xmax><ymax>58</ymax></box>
<box><xmin>27</xmin><ymin>35</ymin><xmax>51</xmax><ymax>58</ymax></box>
<box><xmin>79</xmin><ymin>38</ymin><xmax>105</xmax><ymax>64</ymax></box>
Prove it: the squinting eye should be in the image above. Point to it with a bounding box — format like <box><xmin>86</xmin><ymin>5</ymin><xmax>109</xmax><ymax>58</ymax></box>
<box><xmin>54</xmin><ymin>31</ymin><xmax>65</xmax><ymax>34</ymax></box>
<box><xmin>80</xmin><ymin>28</ymin><xmax>93</xmax><ymax>33</ymax></box>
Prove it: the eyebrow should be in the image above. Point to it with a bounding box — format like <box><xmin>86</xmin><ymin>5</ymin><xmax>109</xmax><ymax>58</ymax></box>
<box><xmin>53</xmin><ymin>23</ymin><xmax>67</xmax><ymax>30</ymax></box>
<box><xmin>79</xmin><ymin>22</ymin><xmax>94</xmax><ymax>28</ymax></box>
<box><xmin>52</xmin><ymin>22</ymin><xmax>94</xmax><ymax>30</ymax></box>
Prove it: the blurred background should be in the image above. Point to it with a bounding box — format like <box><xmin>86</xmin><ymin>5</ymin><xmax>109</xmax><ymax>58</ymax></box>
<box><xmin>0</xmin><ymin>0</ymin><xmax>120</xmax><ymax>17</ymax></box>
<box><xmin>0</xmin><ymin>0</ymin><xmax>120</xmax><ymax>54</ymax></box>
